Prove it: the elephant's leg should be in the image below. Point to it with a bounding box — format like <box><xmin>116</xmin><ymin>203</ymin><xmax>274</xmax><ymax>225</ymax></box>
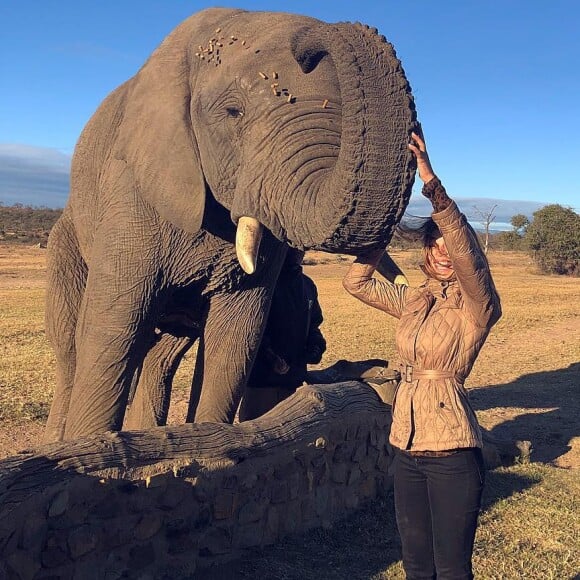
<box><xmin>62</xmin><ymin>226</ymin><xmax>161</xmax><ymax>439</ymax></box>
<box><xmin>44</xmin><ymin>213</ymin><xmax>87</xmax><ymax>443</ymax></box>
<box><xmin>188</xmin><ymin>289</ymin><xmax>270</xmax><ymax>424</ymax></box>
<box><xmin>186</xmin><ymin>336</ymin><xmax>205</xmax><ymax>423</ymax></box>
<box><xmin>124</xmin><ymin>333</ymin><xmax>194</xmax><ymax>430</ymax></box>
<box><xmin>63</xmin><ymin>274</ymin><xmax>155</xmax><ymax>438</ymax></box>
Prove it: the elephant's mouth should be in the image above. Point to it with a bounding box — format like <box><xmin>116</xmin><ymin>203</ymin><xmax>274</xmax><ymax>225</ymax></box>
<box><xmin>235</xmin><ymin>216</ymin><xmax>263</xmax><ymax>274</ymax></box>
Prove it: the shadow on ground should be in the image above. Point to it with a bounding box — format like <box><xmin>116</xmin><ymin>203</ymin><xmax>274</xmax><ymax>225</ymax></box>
<box><xmin>470</xmin><ymin>363</ymin><xmax>579</xmax><ymax>465</ymax></box>
<box><xmin>206</xmin><ymin>468</ymin><xmax>539</xmax><ymax>580</ymax></box>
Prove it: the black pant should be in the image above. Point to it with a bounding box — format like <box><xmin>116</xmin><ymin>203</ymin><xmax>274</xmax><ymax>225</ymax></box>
<box><xmin>393</xmin><ymin>448</ymin><xmax>485</xmax><ymax>580</ymax></box>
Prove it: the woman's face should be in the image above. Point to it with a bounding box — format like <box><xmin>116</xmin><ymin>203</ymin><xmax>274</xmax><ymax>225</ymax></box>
<box><xmin>425</xmin><ymin>236</ymin><xmax>455</xmax><ymax>281</ymax></box>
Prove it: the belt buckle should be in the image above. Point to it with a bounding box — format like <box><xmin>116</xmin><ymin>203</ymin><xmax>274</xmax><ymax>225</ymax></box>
<box><xmin>405</xmin><ymin>365</ymin><xmax>413</xmax><ymax>383</ymax></box>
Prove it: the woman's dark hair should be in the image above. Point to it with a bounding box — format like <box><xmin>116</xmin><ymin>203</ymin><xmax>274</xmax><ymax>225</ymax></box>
<box><xmin>394</xmin><ymin>216</ymin><xmax>441</xmax><ymax>278</ymax></box>
<box><xmin>394</xmin><ymin>214</ymin><xmax>489</xmax><ymax>279</ymax></box>
<box><xmin>395</xmin><ymin>216</ymin><xmax>441</xmax><ymax>246</ymax></box>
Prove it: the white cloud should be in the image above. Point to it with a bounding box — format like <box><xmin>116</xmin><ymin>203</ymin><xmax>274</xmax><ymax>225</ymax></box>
<box><xmin>0</xmin><ymin>144</ymin><xmax>549</xmax><ymax>220</ymax></box>
<box><xmin>405</xmin><ymin>192</ymin><xmax>546</xmax><ymax>231</ymax></box>
<box><xmin>0</xmin><ymin>144</ymin><xmax>71</xmax><ymax>208</ymax></box>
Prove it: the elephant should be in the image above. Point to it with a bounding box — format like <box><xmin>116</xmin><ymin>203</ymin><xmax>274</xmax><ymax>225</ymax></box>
<box><xmin>43</xmin><ymin>7</ymin><xmax>418</xmax><ymax>442</ymax></box>
<box><xmin>122</xmin><ymin>249</ymin><xmax>406</xmax><ymax>430</ymax></box>
<box><xmin>123</xmin><ymin>248</ymin><xmax>326</xmax><ymax>429</ymax></box>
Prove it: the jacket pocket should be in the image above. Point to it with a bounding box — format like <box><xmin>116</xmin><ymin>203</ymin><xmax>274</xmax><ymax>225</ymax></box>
<box><xmin>434</xmin><ymin>386</ymin><xmax>462</xmax><ymax>430</ymax></box>
<box><xmin>435</xmin><ymin>401</ymin><xmax>461</xmax><ymax>430</ymax></box>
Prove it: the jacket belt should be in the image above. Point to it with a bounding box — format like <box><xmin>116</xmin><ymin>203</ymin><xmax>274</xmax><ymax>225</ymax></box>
<box><xmin>402</xmin><ymin>448</ymin><xmax>462</xmax><ymax>457</ymax></box>
<box><xmin>399</xmin><ymin>364</ymin><xmax>461</xmax><ymax>383</ymax></box>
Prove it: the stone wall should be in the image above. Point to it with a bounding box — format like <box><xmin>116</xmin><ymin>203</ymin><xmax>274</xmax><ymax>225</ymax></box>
<box><xmin>0</xmin><ymin>382</ymin><xmax>396</xmax><ymax>579</ymax></box>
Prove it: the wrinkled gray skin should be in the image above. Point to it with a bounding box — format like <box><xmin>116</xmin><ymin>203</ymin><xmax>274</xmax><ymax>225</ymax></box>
<box><xmin>123</xmin><ymin>248</ymin><xmax>306</xmax><ymax>430</ymax></box>
<box><xmin>44</xmin><ymin>8</ymin><xmax>417</xmax><ymax>442</ymax></box>
<box><xmin>123</xmin><ymin>251</ymin><xmax>399</xmax><ymax>430</ymax></box>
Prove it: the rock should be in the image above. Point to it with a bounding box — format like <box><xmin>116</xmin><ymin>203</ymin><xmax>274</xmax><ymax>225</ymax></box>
<box><xmin>6</xmin><ymin>549</ymin><xmax>41</xmax><ymax>579</ymax></box>
<box><xmin>135</xmin><ymin>512</ymin><xmax>164</xmax><ymax>541</ymax></box>
<box><xmin>199</xmin><ymin>527</ymin><xmax>232</xmax><ymax>556</ymax></box>
<box><xmin>213</xmin><ymin>492</ymin><xmax>236</xmax><ymax>519</ymax></box>
<box><xmin>481</xmin><ymin>428</ymin><xmax>533</xmax><ymax>469</ymax></box>
<box><xmin>68</xmin><ymin>525</ymin><xmax>98</xmax><ymax>559</ymax></box>
<box><xmin>237</xmin><ymin>499</ymin><xmax>266</xmax><ymax>524</ymax></box>
<box><xmin>48</xmin><ymin>489</ymin><xmax>69</xmax><ymax>517</ymax></box>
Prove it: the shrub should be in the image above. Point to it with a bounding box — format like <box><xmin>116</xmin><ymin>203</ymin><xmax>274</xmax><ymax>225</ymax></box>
<box><xmin>0</xmin><ymin>204</ymin><xmax>62</xmax><ymax>245</ymax></box>
<box><xmin>525</xmin><ymin>205</ymin><xmax>580</xmax><ymax>276</ymax></box>
<box><xmin>494</xmin><ymin>230</ymin><xmax>524</xmax><ymax>251</ymax></box>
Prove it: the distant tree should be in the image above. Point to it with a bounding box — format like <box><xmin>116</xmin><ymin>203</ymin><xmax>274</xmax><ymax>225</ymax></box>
<box><xmin>494</xmin><ymin>230</ymin><xmax>522</xmax><ymax>251</ymax></box>
<box><xmin>494</xmin><ymin>213</ymin><xmax>530</xmax><ymax>251</ymax></box>
<box><xmin>472</xmin><ymin>204</ymin><xmax>498</xmax><ymax>254</ymax></box>
<box><xmin>510</xmin><ymin>214</ymin><xmax>530</xmax><ymax>234</ymax></box>
<box><xmin>525</xmin><ymin>204</ymin><xmax>579</xmax><ymax>276</ymax></box>
<box><xmin>0</xmin><ymin>204</ymin><xmax>62</xmax><ymax>244</ymax></box>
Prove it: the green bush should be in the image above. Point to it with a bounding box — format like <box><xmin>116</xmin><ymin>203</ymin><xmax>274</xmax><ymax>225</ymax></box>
<box><xmin>0</xmin><ymin>204</ymin><xmax>62</xmax><ymax>244</ymax></box>
<box><xmin>494</xmin><ymin>230</ymin><xmax>523</xmax><ymax>251</ymax></box>
<box><xmin>525</xmin><ymin>205</ymin><xmax>580</xmax><ymax>276</ymax></box>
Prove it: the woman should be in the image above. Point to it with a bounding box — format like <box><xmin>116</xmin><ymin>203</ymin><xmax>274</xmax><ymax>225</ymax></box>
<box><xmin>343</xmin><ymin>132</ymin><xmax>501</xmax><ymax>579</ymax></box>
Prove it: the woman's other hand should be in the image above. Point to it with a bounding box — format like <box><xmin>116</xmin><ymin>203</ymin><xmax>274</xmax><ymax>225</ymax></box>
<box><xmin>408</xmin><ymin>132</ymin><xmax>436</xmax><ymax>185</ymax></box>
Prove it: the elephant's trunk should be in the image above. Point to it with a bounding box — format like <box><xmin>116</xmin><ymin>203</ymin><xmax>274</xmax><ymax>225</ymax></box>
<box><xmin>293</xmin><ymin>23</ymin><xmax>418</xmax><ymax>253</ymax></box>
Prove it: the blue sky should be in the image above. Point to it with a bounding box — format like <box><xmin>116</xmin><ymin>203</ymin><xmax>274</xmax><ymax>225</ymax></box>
<box><xmin>1</xmin><ymin>0</ymin><xmax>578</xmax><ymax>222</ymax></box>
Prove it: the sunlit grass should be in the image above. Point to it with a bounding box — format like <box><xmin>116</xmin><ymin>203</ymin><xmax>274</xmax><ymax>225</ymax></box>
<box><xmin>0</xmin><ymin>288</ymin><xmax>54</xmax><ymax>422</ymax></box>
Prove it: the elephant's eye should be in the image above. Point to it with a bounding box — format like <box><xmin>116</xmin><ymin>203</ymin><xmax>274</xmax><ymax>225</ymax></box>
<box><xmin>226</xmin><ymin>107</ymin><xmax>244</xmax><ymax>118</ymax></box>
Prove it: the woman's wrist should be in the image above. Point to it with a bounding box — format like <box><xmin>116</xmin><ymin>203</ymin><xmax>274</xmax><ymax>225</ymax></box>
<box><xmin>421</xmin><ymin>175</ymin><xmax>441</xmax><ymax>197</ymax></box>
<box><xmin>422</xmin><ymin>177</ymin><xmax>452</xmax><ymax>212</ymax></box>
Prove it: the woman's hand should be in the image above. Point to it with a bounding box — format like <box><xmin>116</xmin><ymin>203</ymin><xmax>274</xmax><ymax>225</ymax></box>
<box><xmin>408</xmin><ymin>132</ymin><xmax>436</xmax><ymax>185</ymax></box>
<box><xmin>408</xmin><ymin>131</ymin><xmax>451</xmax><ymax>210</ymax></box>
<box><xmin>356</xmin><ymin>247</ymin><xmax>386</xmax><ymax>266</ymax></box>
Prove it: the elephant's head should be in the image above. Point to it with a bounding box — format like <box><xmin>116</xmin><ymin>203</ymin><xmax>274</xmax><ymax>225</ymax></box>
<box><xmin>115</xmin><ymin>8</ymin><xmax>417</xmax><ymax>272</ymax></box>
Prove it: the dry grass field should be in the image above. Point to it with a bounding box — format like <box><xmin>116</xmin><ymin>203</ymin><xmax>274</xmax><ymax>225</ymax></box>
<box><xmin>0</xmin><ymin>243</ymin><xmax>579</xmax><ymax>578</ymax></box>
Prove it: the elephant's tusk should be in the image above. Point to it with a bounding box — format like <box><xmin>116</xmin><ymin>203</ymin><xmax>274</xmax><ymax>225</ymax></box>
<box><xmin>235</xmin><ymin>216</ymin><xmax>263</xmax><ymax>274</ymax></box>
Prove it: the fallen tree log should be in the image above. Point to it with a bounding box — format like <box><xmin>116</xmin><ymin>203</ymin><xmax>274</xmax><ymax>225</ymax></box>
<box><xmin>0</xmin><ymin>382</ymin><xmax>393</xmax><ymax>578</ymax></box>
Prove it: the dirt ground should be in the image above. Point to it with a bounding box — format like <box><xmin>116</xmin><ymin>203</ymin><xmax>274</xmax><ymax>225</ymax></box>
<box><xmin>0</xmin><ymin>245</ymin><xmax>578</xmax><ymax>469</ymax></box>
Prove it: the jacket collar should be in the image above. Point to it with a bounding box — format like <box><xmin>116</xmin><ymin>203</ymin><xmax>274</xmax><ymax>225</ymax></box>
<box><xmin>419</xmin><ymin>274</ymin><xmax>458</xmax><ymax>299</ymax></box>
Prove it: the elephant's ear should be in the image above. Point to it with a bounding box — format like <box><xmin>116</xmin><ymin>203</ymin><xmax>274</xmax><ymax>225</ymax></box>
<box><xmin>114</xmin><ymin>26</ymin><xmax>206</xmax><ymax>235</ymax></box>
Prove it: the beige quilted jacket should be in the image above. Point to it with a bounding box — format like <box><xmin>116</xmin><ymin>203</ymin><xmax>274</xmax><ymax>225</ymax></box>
<box><xmin>344</xmin><ymin>201</ymin><xmax>502</xmax><ymax>451</ymax></box>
